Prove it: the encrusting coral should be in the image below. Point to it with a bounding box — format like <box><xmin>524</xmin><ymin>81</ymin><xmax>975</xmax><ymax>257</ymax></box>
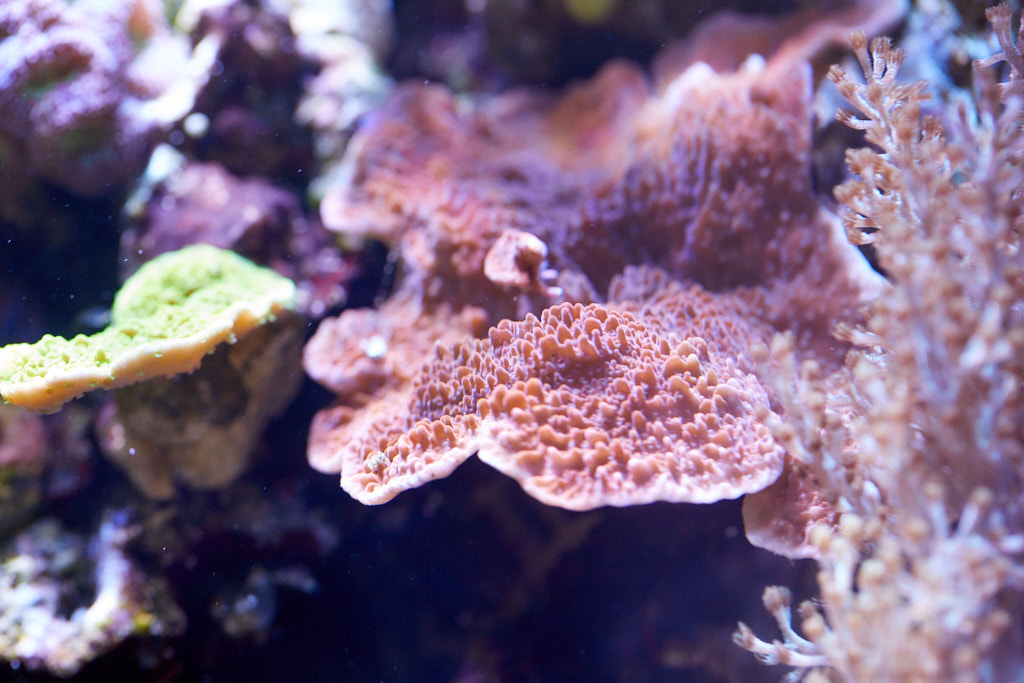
<box><xmin>0</xmin><ymin>244</ymin><xmax>296</xmax><ymax>414</ymax></box>
<box><xmin>0</xmin><ymin>243</ymin><xmax>304</xmax><ymax>498</ymax></box>
<box><xmin>306</xmin><ymin>2</ymin><xmax>898</xmax><ymax>545</ymax></box>
<box><xmin>97</xmin><ymin>313</ymin><xmax>304</xmax><ymax>499</ymax></box>
<box><xmin>311</xmin><ymin>279</ymin><xmax>785</xmax><ymax>510</ymax></box>
<box><xmin>736</xmin><ymin>5</ymin><xmax>1024</xmax><ymax>680</ymax></box>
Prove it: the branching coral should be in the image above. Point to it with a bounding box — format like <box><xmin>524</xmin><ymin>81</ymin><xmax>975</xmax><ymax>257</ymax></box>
<box><xmin>737</xmin><ymin>6</ymin><xmax>1024</xmax><ymax>680</ymax></box>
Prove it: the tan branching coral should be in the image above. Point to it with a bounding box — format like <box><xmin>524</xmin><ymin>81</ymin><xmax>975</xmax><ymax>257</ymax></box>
<box><xmin>738</xmin><ymin>7</ymin><xmax>1024</xmax><ymax>680</ymax></box>
<box><xmin>311</xmin><ymin>289</ymin><xmax>785</xmax><ymax>510</ymax></box>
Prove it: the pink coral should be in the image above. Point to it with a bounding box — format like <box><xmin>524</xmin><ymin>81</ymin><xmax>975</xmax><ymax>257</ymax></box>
<box><xmin>308</xmin><ymin>9</ymin><xmax>890</xmax><ymax>543</ymax></box>
<box><xmin>312</xmin><ymin>288</ymin><xmax>784</xmax><ymax>510</ymax></box>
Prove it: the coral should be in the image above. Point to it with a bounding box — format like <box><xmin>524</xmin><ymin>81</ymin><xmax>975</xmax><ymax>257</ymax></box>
<box><xmin>121</xmin><ymin>151</ymin><xmax>356</xmax><ymax>317</ymax></box>
<box><xmin>0</xmin><ymin>244</ymin><xmax>296</xmax><ymax>413</ymax></box>
<box><xmin>313</xmin><ymin>51</ymin><xmax>883</xmax><ymax>408</ymax></box>
<box><xmin>741</xmin><ymin>450</ymin><xmax>843</xmax><ymax>562</ymax></box>
<box><xmin>97</xmin><ymin>314</ymin><xmax>304</xmax><ymax>499</ymax></box>
<box><xmin>310</xmin><ymin>24</ymin><xmax>886</xmax><ymax>523</ymax></box>
<box><xmin>0</xmin><ymin>513</ymin><xmax>184</xmax><ymax>677</ymax></box>
<box><xmin>304</xmin><ymin>294</ymin><xmax>490</xmax><ymax>401</ymax></box>
<box><xmin>318</xmin><ymin>61</ymin><xmax>645</xmax><ymax>311</ymax></box>
<box><xmin>311</xmin><ymin>285</ymin><xmax>786</xmax><ymax>509</ymax></box>
<box><xmin>0</xmin><ymin>0</ymin><xmax>215</xmax><ymax>205</ymax></box>
<box><xmin>482</xmin><ymin>228</ymin><xmax>561</xmax><ymax>295</ymax></box>
<box><xmin>737</xmin><ymin>7</ymin><xmax>1024</xmax><ymax>680</ymax></box>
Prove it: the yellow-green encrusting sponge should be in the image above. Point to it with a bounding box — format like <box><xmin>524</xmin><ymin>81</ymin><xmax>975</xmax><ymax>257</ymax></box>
<box><xmin>0</xmin><ymin>244</ymin><xmax>297</xmax><ymax>413</ymax></box>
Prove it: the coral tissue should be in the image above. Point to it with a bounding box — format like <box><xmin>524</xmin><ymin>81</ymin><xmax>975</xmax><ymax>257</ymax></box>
<box><xmin>306</xmin><ymin>28</ymin><xmax>885</xmax><ymax>530</ymax></box>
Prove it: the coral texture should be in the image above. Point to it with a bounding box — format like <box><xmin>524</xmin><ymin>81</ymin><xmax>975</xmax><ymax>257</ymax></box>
<box><xmin>0</xmin><ymin>0</ymin><xmax>213</xmax><ymax>203</ymax></box>
<box><xmin>0</xmin><ymin>244</ymin><xmax>296</xmax><ymax>413</ymax></box>
<box><xmin>737</xmin><ymin>6</ymin><xmax>1024</xmax><ymax>680</ymax></box>
<box><xmin>312</xmin><ymin>288</ymin><xmax>784</xmax><ymax>509</ymax></box>
<box><xmin>308</xmin><ymin>24</ymin><xmax>887</xmax><ymax>525</ymax></box>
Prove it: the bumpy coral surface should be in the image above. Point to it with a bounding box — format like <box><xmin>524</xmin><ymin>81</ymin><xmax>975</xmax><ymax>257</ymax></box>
<box><xmin>0</xmin><ymin>244</ymin><xmax>296</xmax><ymax>413</ymax></box>
<box><xmin>308</xmin><ymin>33</ymin><xmax>886</xmax><ymax>523</ymax></box>
<box><xmin>311</xmin><ymin>293</ymin><xmax>784</xmax><ymax>510</ymax></box>
<box><xmin>315</xmin><ymin>48</ymin><xmax>883</xmax><ymax>372</ymax></box>
<box><xmin>304</xmin><ymin>296</ymin><xmax>490</xmax><ymax>399</ymax></box>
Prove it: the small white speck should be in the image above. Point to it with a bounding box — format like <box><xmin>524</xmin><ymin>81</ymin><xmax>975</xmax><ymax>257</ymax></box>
<box><xmin>361</xmin><ymin>335</ymin><xmax>388</xmax><ymax>360</ymax></box>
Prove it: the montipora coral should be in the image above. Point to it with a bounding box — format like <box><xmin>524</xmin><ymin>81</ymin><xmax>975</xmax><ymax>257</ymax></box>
<box><xmin>736</xmin><ymin>5</ymin><xmax>1024</xmax><ymax>681</ymax></box>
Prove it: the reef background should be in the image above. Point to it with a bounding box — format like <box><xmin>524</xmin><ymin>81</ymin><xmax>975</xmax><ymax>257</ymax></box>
<box><xmin>1</xmin><ymin>0</ymin><xmax>1018</xmax><ymax>681</ymax></box>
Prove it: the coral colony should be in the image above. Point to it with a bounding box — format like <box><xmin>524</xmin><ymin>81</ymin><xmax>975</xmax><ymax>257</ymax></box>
<box><xmin>0</xmin><ymin>0</ymin><xmax>1022</xmax><ymax>679</ymax></box>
